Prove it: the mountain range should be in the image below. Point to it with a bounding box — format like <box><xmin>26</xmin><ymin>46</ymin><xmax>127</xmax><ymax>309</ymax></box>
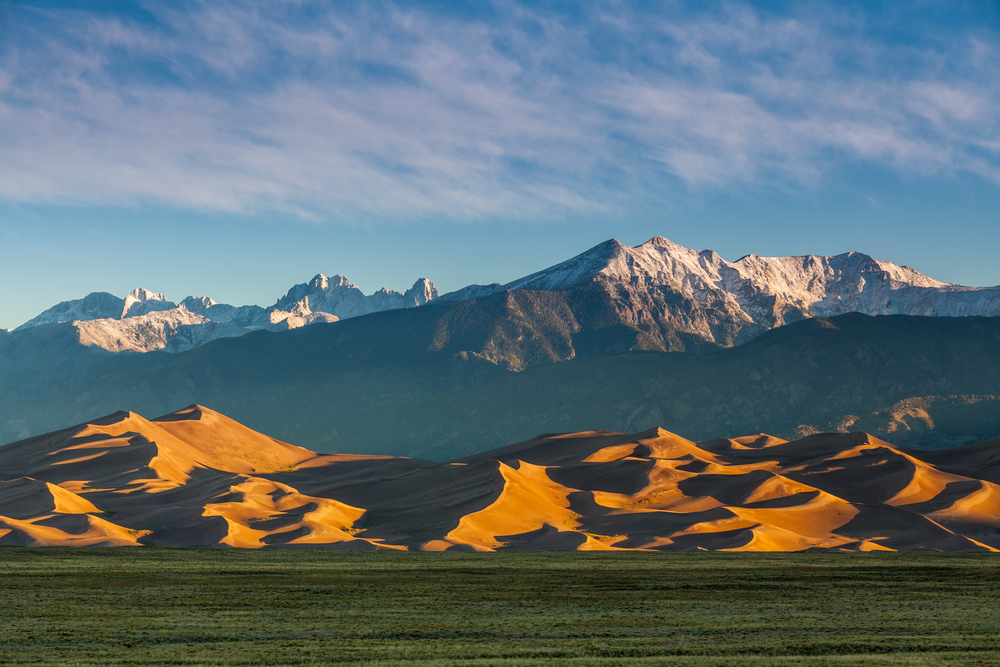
<box><xmin>9</xmin><ymin>275</ymin><xmax>438</xmax><ymax>355</ymax></box>
<box><xmin>443</xmin><ymin>236</ymin><xmax>1000</xmax><ymax>347</ymax></box>
<box><xmin>7</xmin><ymin>237</ymin><xmax>1000</xmax><ymax>362</ymax></box>
<box><xmin>3</xmin><ymin>237</ymin><xmax>1000</xmax><ymax>456</ymax></box>
<box><xmin>2</xmin><ymin>405</ymin><xmax>998</xmax><ymax>551</ymax></box>
<box><xmin>4</xmin><ymin>303</ymin><xmax>1000</xmax><ymax>457</ymax></box>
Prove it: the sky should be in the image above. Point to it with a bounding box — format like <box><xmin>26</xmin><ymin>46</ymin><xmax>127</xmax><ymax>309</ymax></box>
<box><xmin>0</xmin><ymin>0</ymin><xmax>998</xmax><ymax>329</ymax></box>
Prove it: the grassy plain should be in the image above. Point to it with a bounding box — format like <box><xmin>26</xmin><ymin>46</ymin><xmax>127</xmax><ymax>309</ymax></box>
<box><xmin>0</xmin><ymin>548</ymin><xmax>997</xmax><ymax>666</ymax></box>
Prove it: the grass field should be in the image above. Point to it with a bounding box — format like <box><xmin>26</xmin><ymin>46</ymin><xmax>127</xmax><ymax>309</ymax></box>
<box><xmin>0</xmin><ymin>548</ymin><xmax>997</xmax><ymax>666</ymax></box>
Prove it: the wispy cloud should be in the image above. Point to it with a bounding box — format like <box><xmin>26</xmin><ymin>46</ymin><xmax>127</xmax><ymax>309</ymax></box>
<box><xmin>0</xmin><ymin>1</ymin><xmax>997</xmax><ymax>220</ymax></box>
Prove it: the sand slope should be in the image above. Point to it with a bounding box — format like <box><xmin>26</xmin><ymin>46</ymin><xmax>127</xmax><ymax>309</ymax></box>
<box><xmin>1</xmin><ymin>407</ymin><xmax>998</xmax><ymax>551</ymax></box>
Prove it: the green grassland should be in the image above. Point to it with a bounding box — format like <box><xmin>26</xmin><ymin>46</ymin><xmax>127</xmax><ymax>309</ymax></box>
<box><xmin>0</xmin><ymin>549</ymin><xmax>997</xmax><ymax>666</ymax></box>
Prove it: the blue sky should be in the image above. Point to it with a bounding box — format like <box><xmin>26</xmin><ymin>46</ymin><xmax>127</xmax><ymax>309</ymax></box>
<box><xmin>1</xmin><ymin>0</ymin><xmax>998</xmax><ymax>328</ymax></box>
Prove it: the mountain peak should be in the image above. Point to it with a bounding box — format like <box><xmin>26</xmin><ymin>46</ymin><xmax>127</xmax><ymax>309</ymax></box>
<box><xmin>13</xmin><ymin>291</ymin><xmax>125</xmax><ymax>331</ymax></box>
<box><xmin>122</xmin><ymin>288</ymin><xmax>175</xmax><ymax>319</ymax></box>
<box><xmin>406</xmin><ymin>278</ymin><xmax>439</xmax><ymax>304</ymax></box>
<box><xmin>127</xmin><ymin>288</ymin><xmax>168</xmax><ymax>303</ymax></box>
<box><xmin>309</xmin><ymin>274</ymin><xmax>355</xmax><ymax>292</ymax></box>
<box><xmin>504</xmin><ymin>238</ymin><xmax>628</xmax><ymax>292</ymax></box>
<box><xmin>272</xmin><ymin>272</ymin><xmax>438</xmax><ymax>323</ymax></box>
<box><xmin>457</xmin><ymin>235</ymin><xmax>994</xmax><ymax>347</ymax></box>
<box><xmin>180</xmin><ymin>296</ymin><xmax>217</xmax><ymax>312</ymax></box>
<box><xmin>642</xmin><ymin>236</ymin><xmax>674</xmax><ymax>248</ymax></box>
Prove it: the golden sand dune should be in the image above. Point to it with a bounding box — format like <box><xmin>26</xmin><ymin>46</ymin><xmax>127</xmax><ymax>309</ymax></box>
<box><xmin>1</xmin><ymin>407</ymin><xmax>999</xmax><ymax>551</ymax></box>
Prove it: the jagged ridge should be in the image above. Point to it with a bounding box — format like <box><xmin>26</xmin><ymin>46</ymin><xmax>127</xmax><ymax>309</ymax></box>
<box><xmin>12</xmin><ymin>276</ymin><xmax>438</xmax><ymax>354</ymax></box>
<box><xmin>441</xmin><ymin>236</ymin><xmax>1000</xmax><ymax>346</ymax></box>
<box><xmin>9</xmin><ymin>238</ymin><xmax>1000</xmax><ymax>358</ymax></box>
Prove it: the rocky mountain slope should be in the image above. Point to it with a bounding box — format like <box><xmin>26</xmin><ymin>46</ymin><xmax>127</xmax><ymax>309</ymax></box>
<box><xmin>10</xmin><ymin>236</ymin><xmax>1000</xmax><ymax>360</ymax></box>
<box><xmin>4</xmin><ymin>237</ymin><xmax>999</xmax><ymax>384</ymax></box>
<box><xmin>1</xmin><ymin>405</ymin><xmax>998</xmax><ymax>551</ymax></box>
<box><xmin>443</xmin><ymin>237</ymin><xmax>1000</xmax><ymax>347</ymax></box>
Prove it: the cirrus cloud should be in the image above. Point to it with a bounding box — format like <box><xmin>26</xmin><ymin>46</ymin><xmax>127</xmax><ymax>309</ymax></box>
<box><xmin>0</xmin><ymin>1</ymin><xmax>997</xmax><ymax>220</ymax></box>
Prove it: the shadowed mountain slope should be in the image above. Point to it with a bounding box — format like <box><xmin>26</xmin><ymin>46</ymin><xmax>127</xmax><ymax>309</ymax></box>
<box><xmin>1</xmin><ymin>406</ymin><xmax>998</xmax><ymax>552</ymax></box>
<box><xmin>354</xmin><ymin>312</ymin><xmax>1000</xmax><ymax>459</ymax></box>
<box><xmin>0</xmin><ymin>288</ymin><xmax>711</xmax><ymax>444</ymax></box>
<box><xmin>3</xmin><ymin>310</ymin><xmax>1000</xmax><ymax>456</ymax></box>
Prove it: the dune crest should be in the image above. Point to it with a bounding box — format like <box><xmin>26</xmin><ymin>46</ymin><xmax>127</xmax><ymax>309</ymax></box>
<box><xmin>1</xmin><ymin>406</ymin><xmax>999</xmax><ymax>551</ymax></box>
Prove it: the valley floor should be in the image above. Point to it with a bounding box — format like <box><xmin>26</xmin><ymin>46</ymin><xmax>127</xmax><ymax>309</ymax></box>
<box><xmin>0</xmin><ymin>549</ymin><xmax>997</xmax><ymax>666</ymax></box>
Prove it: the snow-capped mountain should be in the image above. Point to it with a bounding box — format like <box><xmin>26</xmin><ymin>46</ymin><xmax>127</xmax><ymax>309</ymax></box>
<box><xmin>440</xmin><ymin>236</ymin><xmax>1000</xmax><ymax>346</ymax></box>
<box><xmin>9</xmin><ymin>237</ymin><xmax>1000</xmax><ymax>361</ymax></box>
<box><xmin>269</xmin><ymin>275</ymin><xmax>438</xmax><ymax>329</ymax></box>
<box><xmin>14</xmin><ymin>289</ymin><xmax>174</xmax><ymax>330</ymax></box>
<box><xmin>11</xmin><ymin>276</ymin><xmax>438</xmax><ymax>355</ymax></box>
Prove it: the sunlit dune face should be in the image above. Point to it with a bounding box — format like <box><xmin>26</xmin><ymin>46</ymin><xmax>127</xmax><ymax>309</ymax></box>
<box><xmin>199</xmin><ymin>477</ymin><xmax>372</xmax><ymax>549</ymax></box>
<box><xmin>2</xmin><ymin>409</ymin><xmax>1000</xmax><ymax>552</ymax></box>
<box><xmin>151</xmin><ymin>406</ymin><xmax>316</xmax><ymax>474</ymax></box>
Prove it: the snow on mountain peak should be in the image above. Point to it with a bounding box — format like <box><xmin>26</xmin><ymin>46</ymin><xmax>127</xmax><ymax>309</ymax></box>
<box><xmin>14</xmin><ymin>271</ymin><xmax>439</xmax><ymax>354</ymax></box>
<box><xmin>309</xmin><ymin>274</ymin><xmax>356</xmax><ymax>292</ymax></box>
<box><xmin>439</xmin><ymin>236</ymin><xmax>1000</xmax><ymax>346</ymax></box>
<box><xmin>269</xmin><ymin>273</ymin><xmax>438</xmax><ymax>326</ymax></box>
<box><xmin>510</xmin><ymin>237</ymin><xmax>956</xmax><ymax>301</ymax></box>
<box><xmin>13</xmin><ymin>292</ymin><xmax>124</xmax><ymax>331</ymax></box>
<box><xmin>121</xmin><ymin>288</ymin><xmax>176</xmax><ymax>319</ymax></box>
<box><xmin>505</xmin><ymin>238</ymin><xmax>629</xmax><ymax>292</ymax></box>
<box><xmin>181</xmin><ymin>296</ymin><xmax>217</xmax><ymax>312</ymax></box>
<box><xmin>13</xmin><ymin>235</ymin><xmax>997</xmax><ymax>360</ymax></box>
<box><xmin>641</xmin><ymin>236</ymin><xmax>675</xmax><ymax>248</ymax></box>
<box><xmin>406</xmin><ymin>278</ymin><xmax>439</xmax><ymax>305</ymax></box>
<box><xmin>127</xmin><ymin>288</ymin><xmax>169</xmax><ymax>302</ymax></box>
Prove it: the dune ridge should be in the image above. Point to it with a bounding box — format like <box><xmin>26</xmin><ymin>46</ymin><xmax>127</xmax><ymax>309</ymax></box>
<box><xmin>1</xmin><ymin>407</ymin><xmax>999</xmax><ymax>551</ymax></box>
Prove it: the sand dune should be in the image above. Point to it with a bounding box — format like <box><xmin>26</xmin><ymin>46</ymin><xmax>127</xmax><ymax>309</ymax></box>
<box><xmin>1</xmin><ymin>406</ymin><xmax>999</xmax><ymax>551</ymax></box>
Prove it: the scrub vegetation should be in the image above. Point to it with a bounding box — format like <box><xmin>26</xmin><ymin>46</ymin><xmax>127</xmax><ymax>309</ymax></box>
<box><xmin>0</xmin><ymin>548</ymin><xmax>997</xmax><ymax>665</ymax></box>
